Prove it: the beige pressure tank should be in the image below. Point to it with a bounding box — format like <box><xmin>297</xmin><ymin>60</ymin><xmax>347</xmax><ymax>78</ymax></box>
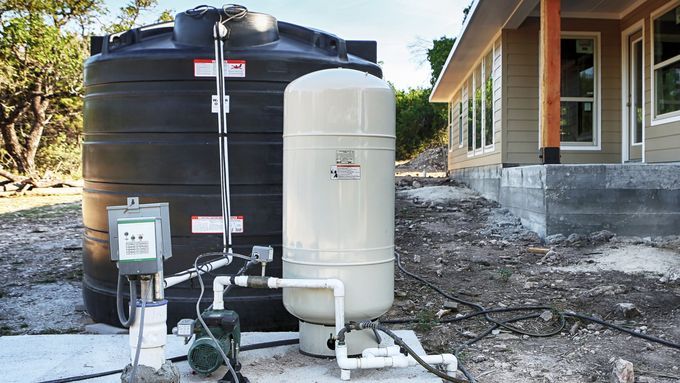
<box><xmin>282</xmin><ymin>68</ymin><xmax>395</xmax><ymax>356</ymax></box>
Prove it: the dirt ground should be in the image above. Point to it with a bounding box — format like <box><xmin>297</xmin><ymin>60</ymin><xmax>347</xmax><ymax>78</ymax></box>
<box><xmin>1</xmin><ymin>180</ymin><xmax>679</xmax><ymax>382</ymax></box>
<box><xmin>0</xmin><ymin>194</ymin><xmax>91</xmax><ymax>335</ymax></box>
<box><xmin>387</xmin><ymin>177</ymin><xmax>680</xmax><ymax>383</ymax></box>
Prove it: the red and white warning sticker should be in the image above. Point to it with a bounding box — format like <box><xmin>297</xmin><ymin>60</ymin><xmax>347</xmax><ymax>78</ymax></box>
<box><xmin>330</xmin><ymin>164</ymin><xmax>361</xmax><ymax>180</ymax></box>
<box><xmin>193</xmin><ymin>59</ymin><xmax>246</xmax><ymax>78</ymax></box>
<box><xmin>191</xmin><ymin>216</ymin><xmax>244</xmax><ymax>234</ymax></box>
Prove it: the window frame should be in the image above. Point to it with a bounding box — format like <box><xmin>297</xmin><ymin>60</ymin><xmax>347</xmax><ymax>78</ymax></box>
<box><xmin>464</xmin><ymin>42</ymin><xmax>497</xmax><ymax>157</ymax></box>
<box><xmin>458</xmin><ymin>99</ymin><xmax>464</xmax><ymax>148</ymax></box>
<box><xmin>650</xmin><ymin>0</ymin><xmax>680</xmax><ymax>125</ymax></box>
<box><xmin>448</xmin><ymin>101</ymin><xmax>454</xmax><ymax>151</ymax></box>
<box><xmin>559</xmin><ymin>32</ymin><xmax>602</xmax><ymax>151</ymax></box>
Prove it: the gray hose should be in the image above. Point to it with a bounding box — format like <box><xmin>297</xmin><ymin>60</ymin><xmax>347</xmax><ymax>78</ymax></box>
<box><xmin>116</xmin><ymin>273</ymin><xmax>137</xmax><ymax>328</ymax></box>
<box><xmin>129</xmin><ymin>297</ymin><xmax>147</xmax><ymax>383</ymax></box>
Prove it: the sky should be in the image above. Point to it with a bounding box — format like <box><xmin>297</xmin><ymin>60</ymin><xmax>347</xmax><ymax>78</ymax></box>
<box><xmin>104</xmin><ymin>0</ymin><xmax>468</xmax><ymax>90</ymax></box>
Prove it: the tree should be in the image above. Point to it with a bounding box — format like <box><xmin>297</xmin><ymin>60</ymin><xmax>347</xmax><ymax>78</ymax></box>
<box><xmin>395</xmin><ymin>87</ymin><xmax>447</xmax><ymax>160</ymax></box>
<box><xmin>0</xmin><ymin>1</ymin><xmax>93</xmax><ymax>181</ymax></box>
<box><xmin>394</xmin><ymin>36</ymin><xmax>455</xmax><ymax>160</ymax></box>
<box><xmin>0</xmin><ymin>0</ymin><xmax>172</xmax><ymax>185</ymax></box>
<box><xmin>427</xmin><ymin>36</ymin><xmax>455</xmax><ymax>87</ymax></box>
<box><xmin>108</xmin><ymin>0</ymin><xmax>173</xmax><ymax>33</ymax></box>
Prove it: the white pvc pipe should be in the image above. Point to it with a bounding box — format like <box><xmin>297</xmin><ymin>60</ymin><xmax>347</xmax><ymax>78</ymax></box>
<box><xmin>164</xmin><ymin>256</ymin><xmax>232</xmax><ymax>289</ymax></box>
<box><xmin>210</xmin><ymin>276</ymin><xmax>457</xmax><ymax>381</ymax></box>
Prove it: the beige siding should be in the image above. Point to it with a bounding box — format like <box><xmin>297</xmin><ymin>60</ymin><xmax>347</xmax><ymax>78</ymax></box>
<box><xmin>448</xmin><ymin>37</ymin><xmax>503</xmax><ymax>170</ymax></box>
<box><xmin>502</xmin><ymin>17</ymin><xmax>622</xmax><ymax>165</ymax></box>
<box><xmin>623</xmin><ymin>0</ymin><xmax>680</xmax><ymax>163</ymax></box>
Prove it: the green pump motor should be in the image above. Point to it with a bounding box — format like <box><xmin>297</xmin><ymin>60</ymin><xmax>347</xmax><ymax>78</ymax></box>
<box><xmin>188</xmin><ymin>309</ymin><xmax>242</xmax><ymax>376</ymax></box>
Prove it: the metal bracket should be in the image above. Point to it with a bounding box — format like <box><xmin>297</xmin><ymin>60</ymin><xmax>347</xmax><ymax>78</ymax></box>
<box><xmin>127</xmin><ymin>197</ymin><xmax>140</xmax><ymax>210</ymax></box>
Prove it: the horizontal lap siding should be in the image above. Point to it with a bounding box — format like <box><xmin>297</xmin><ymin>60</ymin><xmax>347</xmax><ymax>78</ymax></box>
<box><xmin>448</xmin><ymin>36</ymin><xmax>503</xmax><ymax>171</ymax></box>
<box><xmin>503</xmin><ymin>18</ymin><xmax>622</xmax><ymax>165</ymax></box>
<box><xmin>623</xmin><ymin>0</ymin><xmax>680</xmax><ymax>163</ymax></box>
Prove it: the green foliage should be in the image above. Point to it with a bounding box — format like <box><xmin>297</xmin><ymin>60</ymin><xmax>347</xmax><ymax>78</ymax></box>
<box><xmin>0</xmin><ymin>0</ymin><xmax>170</xmax><ymax>179</ymax></box>
<box><xmin>414</xmin><ymin>310</ymin><xmax>437</xmax><ymax>332</ymax></box>
<box><xmin>108</xmin><ymin>0</ymin><xmax>173</xmax><ymax>33</ymax></box>
<box><xmin>395</xmin><ymin>87</ymin><xmax>447</xmax><ymax>160</ymax></box>
<box><xmin>394</xmin><ymin>36</ymin><xmax>455</xmax><ymax>160</ymax></box>
<box><xmin>427</xmin><ymin>36</ymin><xmax>455</xmax><ymax>87</ymax></box>
<box><xmin>497</xmin><ymin>268</ymin><xmax>512</xmax><ymax>283</ymax></box>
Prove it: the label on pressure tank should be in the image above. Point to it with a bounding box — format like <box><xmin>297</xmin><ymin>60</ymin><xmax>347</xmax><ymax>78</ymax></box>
<box><xmin>193</xmin><ymin>59</ymin><xmax>246</xmax><ymax>78</ymax></box>
<box><xmin>191</xmin><ymin>216</ymin><xmax>244</xmax><ymax>234</ymax></box>
<box><xmin>330</xmin><ymin>164</ymin><xmax>361</xmax><ymax>180</ymax></box>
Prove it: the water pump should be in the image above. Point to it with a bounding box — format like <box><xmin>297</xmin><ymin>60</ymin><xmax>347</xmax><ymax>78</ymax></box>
<box><xmin>187</xmin><ymin>309</ymin><xmax>246</xmax><ymax>382</ymax></box>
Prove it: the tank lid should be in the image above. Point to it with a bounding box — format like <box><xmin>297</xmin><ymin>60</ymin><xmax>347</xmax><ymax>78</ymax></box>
<box><xmin>173</xmin><ymin>6</ymin><xmax>279</xmax><ymax>48</ymax></box>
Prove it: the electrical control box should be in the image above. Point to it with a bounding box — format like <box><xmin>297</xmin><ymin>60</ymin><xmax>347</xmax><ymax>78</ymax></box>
<box><xmin>107</xmin><ymin>197</ymin><xmax>172</xmax><ymax>276</ymax></box>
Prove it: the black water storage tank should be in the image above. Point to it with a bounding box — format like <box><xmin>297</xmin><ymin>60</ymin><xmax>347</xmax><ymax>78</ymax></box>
<box><xmin>82</xmin><ymin>6</ymin><xmax>381</xmax><ymax>330</ymax></box>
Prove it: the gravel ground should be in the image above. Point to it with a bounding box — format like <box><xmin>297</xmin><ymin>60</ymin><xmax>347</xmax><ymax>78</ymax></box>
<box><xmin>386</xmin><ymin>176</ymin><xmax>680</xmax><ymax>383</ymax></box>
<box><xmin>1</xmin><ymin>182</ymin><xmax>679</xmax><ymax>382</ymax></box>
<box><xmin>0</xmin><ymin>195</ymin><xmax>91</xmax><ymax>335</ymax></box>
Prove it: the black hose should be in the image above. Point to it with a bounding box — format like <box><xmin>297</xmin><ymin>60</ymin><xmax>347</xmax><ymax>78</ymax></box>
<box><xmin>116</xmin><ymin>273</ymin><xmax>136</xmax><ymax>328</ymax></box>
<box><xmin>375</xmin><ymin>325</ymin><xmax>468</xmax><ymax>383</ymax></box>
<box><xmin>36</xmin><ymin>338</ymin><xmax>300</xmax><ymax>383</ymax></box>
<box><xmin>389</xmin><ymin>250</ymin><xmax>680</xmax><ymax>375</ymax></box>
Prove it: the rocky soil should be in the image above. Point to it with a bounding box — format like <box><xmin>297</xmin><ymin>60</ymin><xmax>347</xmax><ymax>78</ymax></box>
<box><xmin>0</xmin><ymin>195</ymin><xmax>91</xmax><ymax>335</ymax></box>
<box><xmin>1</xmin><ymin>180</ymin><xmax>679</xmax><ymax>383</ymax></box>
<box><xmin>385</xmin><ymin>176</ymin><xmax>680</xmax><ymax>383</ymax></box>
<box><xmin>396</xmin><ymin>146</ymin><xmax>448</xmax><ymax>173</ymax></box>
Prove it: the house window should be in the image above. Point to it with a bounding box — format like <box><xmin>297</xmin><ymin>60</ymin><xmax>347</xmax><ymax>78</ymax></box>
<box><xmin>467</xmin><ymin>79</ymin><xmax>473</xmax><ymax>152</ymax></box>
<box><xmin>484</xmin><ymin>51</ymin><xmax>493</xmax><ymax>148</ymax></box>
<box><xmin>465</xmin><ymin>48</ymin><xmax>496</xmax><ymax>155</ymax></box>
<box><xmin>458</xmin><ymin>100</ymin><xmax>463</xmax><ymax>147</ymax></box>
<box><xmin>560</xmin><ymin>36</ymin><xmax>599</xmax><ymax>148</ymax></box>
<box><xmin>653</xmin><ymin>3</ymin><xmax>680</xmax><ymax>119</ymax></box>
<box><xmin>474</xmin><ymin>64</ymin><xmax>482</xmax><ymax>151</ymax></box>
<box><xmin>448</xmin><ymin>102</ymin><xmax>453</xmax><ymax>150</ymax></box>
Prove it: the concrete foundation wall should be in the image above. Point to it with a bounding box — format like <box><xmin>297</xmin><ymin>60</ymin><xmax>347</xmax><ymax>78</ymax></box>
<box><xmin>451</xmin><ymin>164</ymin><xmax>680</xmax><ymax>238</ymax></box>
<box><xmin>450</xmin><ymin>164</ymin><xmax>503</xmax><ymax>201</ymax></box>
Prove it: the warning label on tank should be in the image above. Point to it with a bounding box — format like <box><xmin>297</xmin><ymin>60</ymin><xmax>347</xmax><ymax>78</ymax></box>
<box><xmin>191</xmin><ymin>216</ymin><xmax>244</xmax><ymax>234</ymax></box>
<box><xmin>330</xmin><ymin>164</ymin><xmax>361</xmax><ymax>180</ymax></box>
<box><xmin>193</xmin><ymin>59</ymin><xmax>246</xmax><ymax>78</ymax></box>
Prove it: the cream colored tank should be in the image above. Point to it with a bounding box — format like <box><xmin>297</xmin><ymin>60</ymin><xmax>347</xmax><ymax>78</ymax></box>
<box><xmin>282</xmin><ymin>68</ymin><xmax>395</xmax><ymax>356</ymax></box>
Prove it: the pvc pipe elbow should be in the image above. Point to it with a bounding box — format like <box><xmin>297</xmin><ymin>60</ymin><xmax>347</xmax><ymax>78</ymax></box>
<box><xmin>335</xmin><ymin>344</ymin><xmax>359</xmax><ymax>370</ymax></box>
<box><xmin>441</xmin><ymin>353</ymin><xmax>458</xmax><ymax>372</ymax></box>
<box><xmin>326</xmin><ymin>279</ymin><xmax>345</xmax><ymax>297</ymax></box>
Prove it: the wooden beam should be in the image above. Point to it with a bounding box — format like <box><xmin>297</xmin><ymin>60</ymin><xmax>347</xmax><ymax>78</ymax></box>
<box><xmin>539</xmin><ymin>0</ymin><xmax>561</xmax><ymax>164</ymax></box>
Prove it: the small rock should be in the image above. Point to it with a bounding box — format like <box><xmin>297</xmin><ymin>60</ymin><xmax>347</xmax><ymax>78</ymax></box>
<box><xmin>569</xmin><ymin>322</ymin><xmax>580</xmax><ymax>335</ymax></box>
<box><xmin>523</xmin><ymin>281</ymin><xmax>539</xmax><ymax>289</ymax></box>
<box><xmin>659</xmin><ymin>267</ymin><xmax>680</xmax><ymax>283</ymax></box>
<box><xmin>394</xmin><ymin>290</ymin><xmax>408</xmax><ymax>298</ymax></box>
<box><xmin>615</xmin><ymin>303</ymin><xmax>642</xmax><ymax>319</ymax></box>
<box><xmin>412</xmin><ymin>254</ymin><xmax>421</xmax><ymax>263</ymax></box>
<box><xmin>471</xmin><ymin>355</ymin><xmax>486</xmax><ymax>363</ymax></box>
<box><xmin>462</xmin><ymin>330</ymin><xmax>478</xmax><ymax>339</ymax></box>
<box><xmin>590</xmin><ymin>230</ymin><xmax>615</xmax><ymax>243</ymax></box>
<box><xmin>435</xmin><ymin>309</ymin><xmax>451</xmax><ymax>319</ymax></box>
<box><xmin>611</xmin><ymin>358</ymin><xmax>634</xmax><ymax>383</ymax></box>
<box><xmin>412</xmin><ymin>180</ymin><xmax>422</xmax><ymax>188</ymax></box>
<box><xmin>443</xmin><ymin>301</ymin><xmax>459</xmax><ymax>311</ymax></box>
<box><xmin>566</xmin><ymin>233</ymin><xmax>585</xmax><ymax>245</ymax></box>
<box><xmin>545</xmin><ymin>233</ymin><xmax>566</xmax><ymax>245</ymax></box>
<box><xmin>539</xmin><ymin>310</ymin><xmax>553</xmax><ymax>322</ymax></box>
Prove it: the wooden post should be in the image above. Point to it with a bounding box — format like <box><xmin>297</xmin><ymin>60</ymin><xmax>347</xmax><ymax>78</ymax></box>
<box><xmin>539</xmin><ymin>0</ymin><xmax>561</xmax><ymax>164</ymax></box>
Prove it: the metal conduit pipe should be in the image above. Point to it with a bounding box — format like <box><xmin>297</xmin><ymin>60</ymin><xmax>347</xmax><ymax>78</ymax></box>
<box><xmin>211</xmin><ymin>276</ymin><xmax>457</xmax><ymax>381</ymax></box>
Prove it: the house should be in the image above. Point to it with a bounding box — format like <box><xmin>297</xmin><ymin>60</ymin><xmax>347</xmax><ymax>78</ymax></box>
<box><xmin>431</xmin><ymin>0</ymin><xmax>680</xmax><ymax>238</ymax></box>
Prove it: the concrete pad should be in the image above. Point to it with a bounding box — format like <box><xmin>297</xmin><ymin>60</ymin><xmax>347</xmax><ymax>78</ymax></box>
<box><xmin>0</xmin><ymin>331</ymin><xmax>441</xmax><ymax>383</ymax></box>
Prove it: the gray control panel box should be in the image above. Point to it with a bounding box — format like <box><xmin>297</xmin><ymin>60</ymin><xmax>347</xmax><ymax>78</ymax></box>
<box><xmin>107</xmin><ymin>198</ymin><xmax>172</xmax><ymax>276</ymax></box>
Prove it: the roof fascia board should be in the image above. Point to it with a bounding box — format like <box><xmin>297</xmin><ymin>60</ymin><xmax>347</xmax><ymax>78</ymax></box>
<box><xmin>430</xmin><ymin>0</ymin><xmax>482</xmax><ymax>102</ymax></box>
<box><xmin>503</xmin><ymin>0</ymin><xmax>539</xmax><ymax>29</ymax></box>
